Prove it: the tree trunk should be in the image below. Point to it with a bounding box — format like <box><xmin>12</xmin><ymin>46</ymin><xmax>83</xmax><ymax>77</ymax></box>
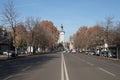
<box><xmin>15</xmin><ymin>47</ymin><xmax>18</xmax><ymax>56</ymax></box>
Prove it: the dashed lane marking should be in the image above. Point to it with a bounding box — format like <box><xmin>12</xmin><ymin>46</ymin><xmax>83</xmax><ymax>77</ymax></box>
<box><xmin>22</xmin><ymin>65</ymin><xmax>32</xmax><ymax>72</ymax></box>
<box><xmin>98</xmin><ymin>67</ymin><xmax>116</xmax><ymax>77</ymax></box>
<box><xmin>86</xmin><ymin>62</ymin><xmax>94</xmax><ymax>66</ymax></box>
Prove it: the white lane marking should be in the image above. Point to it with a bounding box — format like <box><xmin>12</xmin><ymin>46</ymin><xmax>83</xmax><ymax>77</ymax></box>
<box><xmin>98</xmin><ymin>67</ymin><xmax>116</xmax><ymax>77</ymax></box>
<box><xmin>79</xmin><ymin>59</ymin><xmax>85</xmax><ymax>62</ymax></box>
<box><xmin>61</xmin><ymin>53</ymin><xmax>64</xmax><ymax>80</ymax></box>
<box><xmin>63</xmin><ymin>54</ymin><xmax>69</xmax><ymax>80</ymax></box>
<box><xmin>61</xmin><ymin>53</ymin><xmax>69</xmax><ymax>80</ymax></box>
<box><xmin>22</xmin><ymin>65</ymin><xmax>32</xmax><ymax>71</ymax></box>
<box><xmin>86</xmin><ymin>62</ymin><xmax>94</xmax><ymax>66</ymax></box>
<box><xmin>3</xmin><ymin>73</ymin><xmax>30</xmax><ymax>80</ymax></box>
<box><xmin>3</xmin><ymin>75</ymin><xmax>14</xmax><ymax>80</ymax></box>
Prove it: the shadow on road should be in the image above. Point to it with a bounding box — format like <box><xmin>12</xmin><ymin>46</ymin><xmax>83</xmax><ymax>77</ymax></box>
<box><xmin>0</xmin><ymin>53</ymin><xmax>60</xmax><ymax>80</ymax></box>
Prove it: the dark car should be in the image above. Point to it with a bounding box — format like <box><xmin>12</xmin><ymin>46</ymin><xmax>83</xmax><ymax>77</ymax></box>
<box><xmin>101</xmin><ymin>51</ymin><xmax>108</xmax><ymax>57</ymax></box>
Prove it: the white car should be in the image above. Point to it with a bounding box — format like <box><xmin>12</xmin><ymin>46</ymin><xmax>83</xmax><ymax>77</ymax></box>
<box><xmin>3</xmin><ymin>50</ymin><xmax>15</xmax><ymax>57</ymax></box>
<box><xmin>71</xmin><ymin>49</ymin><xmax>76</xmax><ymax>53</ymax></box>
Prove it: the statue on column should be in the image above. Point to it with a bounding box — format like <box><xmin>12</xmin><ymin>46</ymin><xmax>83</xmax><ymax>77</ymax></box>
<box><xmin>61</xmin><ymin>24</ymin><xmax>63</xmax><ymax>30</ymax></box>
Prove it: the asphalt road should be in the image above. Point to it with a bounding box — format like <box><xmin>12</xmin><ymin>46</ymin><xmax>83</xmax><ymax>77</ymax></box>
<box><xmin>64</xmin><ymin>53</ymin><xmax>120</xmax><ymax>80</ymax></box>
<box><xmin>0</xmin><ymin>52</ymin><xmax>120</xmax><ymax>80</ymax></box>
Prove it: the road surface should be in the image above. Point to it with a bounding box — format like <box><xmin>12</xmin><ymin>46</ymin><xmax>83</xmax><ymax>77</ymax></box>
<box><xmin>0</xmin><ymin>52</ymin><xmax>120</xmax><ymax>80</ymax></box>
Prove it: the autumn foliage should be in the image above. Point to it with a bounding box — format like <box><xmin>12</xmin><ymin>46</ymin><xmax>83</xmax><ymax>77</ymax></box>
<box><xmin>9</xmin><ymin>18</ymin><xmax>59</xmax><ymax>52</ymax></box>
<box><xmin>73</xmin><ymin>24</ymin><xmax>120</xmax><ymax>49</ymax></box>
<box><xmin>33</xmin><ymin>20</ymin><xmax>59</xmax><ymax>51</ymax></box>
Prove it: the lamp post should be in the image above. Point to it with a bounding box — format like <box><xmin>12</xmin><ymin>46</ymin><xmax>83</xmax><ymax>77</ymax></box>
<box><xmin>103</xmin><ymin>23</ymin><xmax>109</xmax><ymax>57</ymax></box>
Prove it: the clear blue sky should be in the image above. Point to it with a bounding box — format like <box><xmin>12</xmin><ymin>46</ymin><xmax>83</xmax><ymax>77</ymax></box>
<box><xmin>0</xmin><ymin>0</ymin><xmax>120</xmax><ymax>41</ymax></box>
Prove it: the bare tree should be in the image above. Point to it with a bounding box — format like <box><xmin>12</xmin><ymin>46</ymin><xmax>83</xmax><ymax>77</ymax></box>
<box><xmin>25</xmin><ymin>17</ymin><xmax>36</xmax><ymax>54</ymax></box>
<box><xmin>105</xmin><ymin>17</ymin><xmax>114</xmax><ymax>45</ymax></box>
<box><xmin>112</xmin><ymin>22</ymin><xmax>120</xmax><ymax>45</ymax></box>
<box><xmin>25</xmin><ymin>17</ymin><xmax>40</xmax><ymax>54</ymax></box>
<box><xmin>1</xmin><ymin>0</ymin><xmax>19</xmax><ymax>54</ymax></box>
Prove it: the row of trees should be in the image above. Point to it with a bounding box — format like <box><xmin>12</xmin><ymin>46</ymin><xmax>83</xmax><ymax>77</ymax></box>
<box><xmin>73</xmin><ymin>21</ymin><xmax>120</xmax><ymax>50</ymax></box>
<box><xmin>15</xmin><ymin>19</ymin><xmax>59</xmax><ymax>52</ymax></box>
<box><xmin>0</xmin><ymin>0</ymin><xmax>59</xmax><ymax>53</ymax></box>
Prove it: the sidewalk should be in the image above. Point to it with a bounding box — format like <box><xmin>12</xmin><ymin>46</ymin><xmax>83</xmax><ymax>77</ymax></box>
<box><xmin>0</xmin><ymin>55</ymin><xmax>8</xmax><ymax>60</ymax></box>
<box><xmin>0</xmin><ymin>53</ymin><xmax>50</xmax><ymax>60</ymax></box>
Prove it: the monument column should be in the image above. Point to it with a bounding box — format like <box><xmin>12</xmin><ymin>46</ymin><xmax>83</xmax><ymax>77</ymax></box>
<box><xmin>59</xmin><ymin>24</ymin><xmax>65</xmax><ymax>46</ymax></box>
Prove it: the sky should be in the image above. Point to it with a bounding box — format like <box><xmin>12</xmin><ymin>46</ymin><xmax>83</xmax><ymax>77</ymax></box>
<box><xmin>0</xmin><ymin>0</ymin><xmax>120</xmax><ymax>41</ymax></box>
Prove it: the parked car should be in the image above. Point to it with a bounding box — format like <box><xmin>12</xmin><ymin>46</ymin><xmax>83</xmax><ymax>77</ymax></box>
<box><xmin>85</xmin><ymin>50</ymin><xmax>95</xmax><ymax>55</ymax></box>
<box><xmin>18</xmin><ymin>50</ymin><xmax>26</xmax><ymax>54</ymax></box>
<box><xmin>108</xmin><ymin>51</ymin><xmax>116</xmax><ymax>58</ymax></box>
<box><xmin>3</xmin><ymin>50</ymin><xmax>16</xmax><ymax>57</ymax></box>
<box><xmin>101</xmin><ymin>51</ymin><xmax>108</xmax><ymax>57</ymax></box>
<box><xmin>95</xmin><ymin>48</ymin><xmax>100</xmax><ymax>56</ymax></box>
<box><xmin>71</xmin><ymin>49</ymin><xmax>76</xmax><ymax>53</ymax></box>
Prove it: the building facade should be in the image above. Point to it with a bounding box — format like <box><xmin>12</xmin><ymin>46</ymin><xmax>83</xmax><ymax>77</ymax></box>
<box><xmin>0</xmin><ymin>27</ymin><xmax>12</xmax><ymax>54</ymax></box>
<box><xmin>59</xmin><ymin>24</ymin><xmax>65</xmax><ymax>44</ymax></box>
